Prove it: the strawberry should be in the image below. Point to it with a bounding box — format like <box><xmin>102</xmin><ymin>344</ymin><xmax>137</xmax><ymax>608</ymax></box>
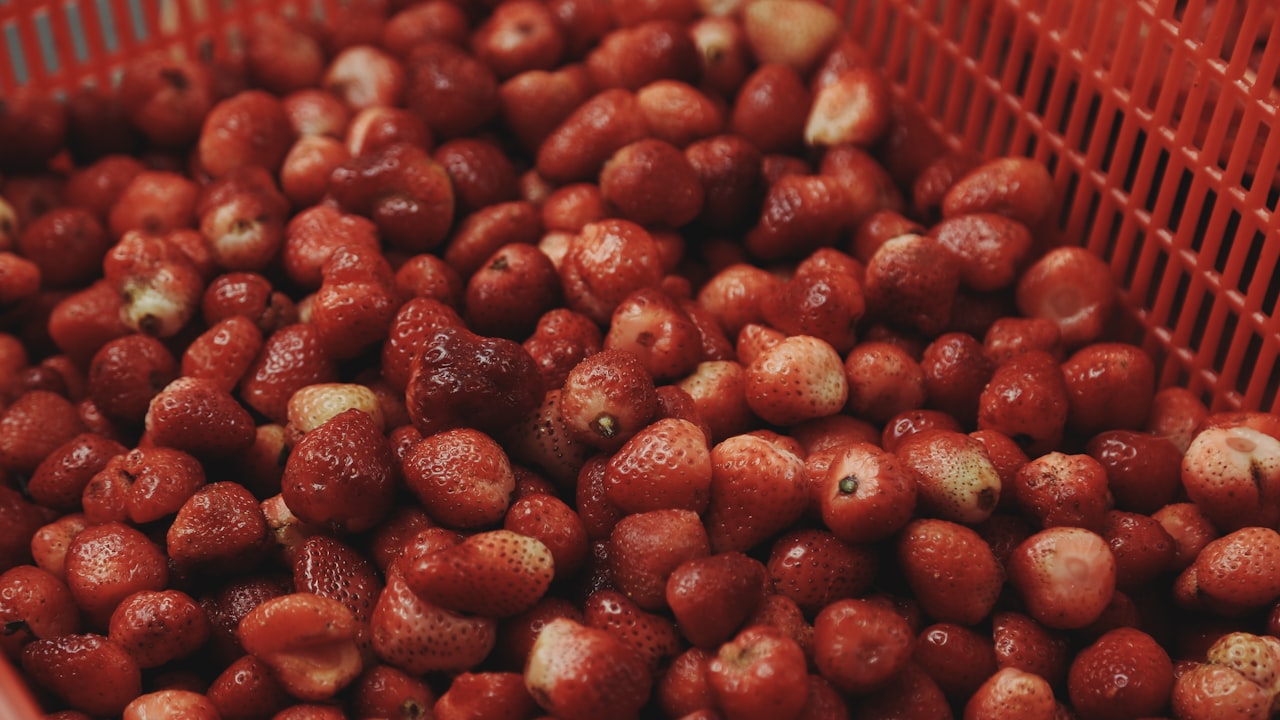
<box><xmin>0</xmin><ymin>390</ymin><xmax>86</xmax><ymax>475</ymax></box>
<box><xmin>1191</xmin><ymin>526</ymin><xmax>1280</xmax><ymax>610</ymax></box>
<box><xmin>851</xmin><ymin>662</ymin><xmax>951</xmax><ymax>720</ymax></box>
<box><xmin>814</xmin><ymin>598</ymin><xmax>914</xmax><ymax>695</ymax></box>
<box><xmin>434</xmin><ymin>671</ymin><xmax>538</xmax><ymax>720</ymax></box>
<box><xmin>1181</xmin><ymin>424</ymin><xmax>1280</xmax><ymax>532</ymax></box>
<box><xmin>1007</xmin><ymin>526</ymin><xmax>1116</xmax><ymax>630</ymax></box>
<box><xmin>1172</xmin><ymin>662</ymin><xmax>1272</xmax><ymax>720</ymax></box>
<box><xmin>492</xmin><ymin>596</ymin><xmax>584</xmax><ymax>672</ymax></box>
<box><xmin>350</xmin><ymin>664</ymin><xmax>437</xmax><ymax>720</ymax></box>
<box><xmin>895</xmin><ymin>429</ymin><xmax>1002</xmax><ymax>525</ymax></box>
<box><xmin>504</xmin><ymin>388</ymin><xmax>593</xmax><ymax>490</ymax></box>
<box><xmin>524</xmin><ymin>617</ymin><xmax>652</xmax><ymax>720</ymax></box>
<box><xmin>1102</xmin><ymin>510</ymin><xmax>1176</xmax><ymax>592</ymax></box>
<box><xmin>976</xmin><ymin>349</ymin><xmax>1069</xmax><ymax>457</ymax></box>
<box><xmin>206</xmin><ymin>655</ymin><xmax>292</xmax><ymax>720</ymax></box>
<box><xmin>291</xmin><ymin>535</ymin><xmax>383</xmax><ymax>623</ymax></box>
<box><xmin>240</xmin><ymin>323</ymin><xmax>340</xmax><ymax>424</ymax></box>
<box><xmin>123</xmin><ymin>690</ymin><xmax>222</xmax><ymax>718</ymax></box>
<box><xmin>1011</xmin><ymin>451</ymin><xmax>1110</xmax><ymax>532</ymax></box>
<box><xmin>1067</xmin><ymin>627</ymin><xmax>1173</xmax><ymax>720</ymax></box>
<box><xmin>897</xmin><ymin>518</ymin><xmax>1004</xmax><ymax>625</ymax></box>
<box><xmin>583</xmin><ymin>589</ymin><xmax>682</xmax><ymax>673</ymax></box>
<box><xmin>817</xmin><ymin>442</ymin><xmax>918</xmax><ymax>544</ymax></box>
<box><xmin>403</xmin><ymin>427</ymin><xmax>515</xmax><ymax>529</ymax></box>
<box><xmin>604</xmin><ymin>288</ymin><xmax>704</xmax><ymax>382</ymax></box>
<box><xmin>64</xmin><ymin>521</ymin><xmax>169</xmax><ymax>628</ymax></box>
<box><xmin>705</xmin><ymin>434</ymin><xmax>809</xmax><ymax>553</ymax></box>
<box><xmin>991</xmin><ymin>611</ymin><xmax>1071</xmax><ymax>690</ymax></box>
<box><xmin>21</xmin><ymin>633</ymin><xmax>142</xmax><ymax>717</ymax></box>
<box><xmin>107</xmin><ymin>589</ymin><xmax>210</xmax><ymax>669</ymax></box>
<box><xmin>657</xmin><ymin>647</ymin><xmax>716</xmax><ymax>718</ymax></box>
<box><xmin>81</xmin><ymin>446</ymin><xmax>206</xmax><ymax>525</ymax></box>
<box><xmin>281</xmin><ymin>408</ymin><xmax>395</xmax><ymax>535</ymax></box>
<box><xmin>609</xmin><ymin>508</ymin><xmax>710</xmax><ymax>611</ymax></box>
<box><xmin>1086</xmin><ymin>429</ymin><xmax>1182</xmax><ymax>514</ymax></box>
<box><xmin>145</xmin><ymin>376</ymin><xmax>257</xmax><ymax>457</ymax></box>
<box><xmin>963</xmin><ymin>667</ymin><xmax>1056</xmax><ymax>720</ymax></box>
<box><xmin>558</xmin><ymin>349</ymin><xmax>659</xmax><ymax>453</ymax></box>
<box><xmin>743</xmin><ymin>335</ymin><xmax>848</xmax><ymax>428</ymax></box>
<box><xmin>371</xmin><ymin>567</ymin><xmax>497</xmax><ymax>675</ymax></box>
<box><xmin>403</xmin><ymin>529</ymin><xmax>555</xmax><ymax>618</ymax></box>
<box><xmin>576</xmin><ymin>454</ymin><xmax>627</xmax><ymax>541</ymax></box>
<box><xmin>238</xmin><ymin>593</ymin><xmax>365</xmax><ymax>701</ymax></box>
<box><xmin>0</xmin><ymin>565</ymin><xmax>80</xmax><ymax>660</ymax></box>
<box><xmin>666</xmin><ymin>551</ymin><xmax>767</xmax><ymax>649</ymax></box>
<box><xmin>522</xmin><ymin>307</ymin><xmax>605</xmax><ymax>391</ymax></box>
<box><xmin>603</xmin><ymin>417</ymin><xmax>713</xmax><ymax>515</ymax></box>
<box><xmin>404</xmin><ymin>325</ymin><xmax>545</xmax><ymax>438</ymax></box>
<box><xmin>167</xmin><ymin>482</ymin><xmax>270</xmax><ymax>575</ymax></box>
<box><xmin>504</xmin><ymin>492</ymin><xmax>590</xmax><ymax>580</ymax></box>
<box><xmin>766</xmin><ymin>529</ymin><xmax>878</xmax><ymax>617</ymax></box>
<box><xmin>914</xmin><ymin>623</ymin><xmax>999</xmax><ymax>703</ymax></box>
<box><xmin>87</xmin><ymin>333</ymin><xmax>177</xmax><ymax>425</ymax></box>
<box><xmin>380</xmin><ymin>297</ymin><xmax>466</xmax><ymax>392</ymax></box>
<box><xmin>707</xmin><ymin>624</ymin><xmax>809</xmax><ymax>720</ymax></box>
<box><xmin>25</xmin><ymin>432</ymin><xmax>126</xmax><ymax>513</ymax></box>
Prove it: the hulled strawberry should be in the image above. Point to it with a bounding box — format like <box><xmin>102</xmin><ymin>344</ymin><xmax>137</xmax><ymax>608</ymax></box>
<box><xmin>524</xmin><ymin>617</ymin><xmax>652</xmax><ymax>720</ymax></box>
<box><xmin>813</xmin><ymin>598</ymin><xmax>914</xmax><ymax>695</ymax></box>
<box><xmin>402</xmin><ymin>529</ymin><xmax>555</xmax><ymax>618</ymax></box>
<box><xmin>962</xmin><ymin>667</ymin><xmax>1056</xmax><ymax>720</ymax></box>
<box><xmin>238</xmin><ymin>592</ymin><xmax>365</xmax><ymax>701</ymax></box>
<box><xmin>1007</xmin><ymin>527</ymin><xmax>1117</xmax><ymax>630</ymax></box>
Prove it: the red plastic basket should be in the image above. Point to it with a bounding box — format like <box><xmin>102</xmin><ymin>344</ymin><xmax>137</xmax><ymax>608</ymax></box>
<box><xmin>1</xmin><ymin>0</ymin><xmax>1278</xmax><ymax>715</ymax></box>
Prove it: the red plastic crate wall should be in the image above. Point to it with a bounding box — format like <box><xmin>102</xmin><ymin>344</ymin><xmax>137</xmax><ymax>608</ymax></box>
<box><xmin>2</xmin><ymin>0</ymin><xmax>1279</xmax><ymax>412</ymax></box>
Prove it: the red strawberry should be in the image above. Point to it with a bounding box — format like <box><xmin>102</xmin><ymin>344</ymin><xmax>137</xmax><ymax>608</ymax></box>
<box><xmin>1007</xmin><ymin>526</ymin><xmax>1116</xmax><ymax>630</ymax></box>
<box><xmin>350</xmin><ymin>664</ymin><xmax>437</xmax><ymax>720</ymax></box>
<box><xmin>291</xmin><ymin>535</ymin><xmax>383</xmax><ymax>623</ymax></box>
<box><xmin>524</xmin><ymin>617</ymin><xmax>653</xmax><ymax>720</ymax></box>
<box><xmin>963</xmin><ymin>667</ymin><xmax>1056</xmax><ymax>720</ymax></box>
<box><xmin>370</xmin><ymin>568</ymin><xmax>497</xmax><ymax>675</ymax></box>
<box><xmin>0</xmin><ymin>390</ymin><xmax>86</xmax><ymax>475</ymax></box>
<box><xmin>748</xmin><ymin>594</ymin><xmax>815</xmax><ymax>663</ymax></box>
<box><xmin>583</xmin><ymin>589</ymin><xmax>682</xmax><ymax>673</ymax></box>
<box><xmin>504</xmin><ymin>388</ymin><xmax>593</xmax><ymax>490</ymax></box>
<box><xmin>492</xmin><ymin>596</ymin><xmax>584</xmax><ymax>672</ymax></box>
<box><xmin>167</xmin><ymin>481</ymin><xmax>269</xmax><ymax>575</ymax></box>
<box><xmin>145</xmin><ymin>376</ymin><xmax>257</xmax><ymax>457</ymax></box>
<box><xmin>181</xmin><ymin>314</ymin><xmax>264</xmax><ymax>393</ymax></box>
<box><xmin>897</xmin><ymin>518</ymin><xmax>1003</xmax><ymax>625</ymax></box>
<box><xmin>434</xmin><ymin>671</ymin><xmax>538</xmax><ymax>720</ymax></box>
<box><xmin>238</xmin><ymin>592</ymin><xmax>364</xmax><ymax>701</ymax></box>
<box><xmin>666</xmin><ymin>551</ymin><xmax>767</xmax><ymax>649</ymax></box>
<box><xmin>813</xmin><ymin>598</ymin><xmax>914</xmax><ymax>695</ymax></box>
<box><xmin>1191</xmin><ymin>526</ymin><xmax>1280</xmax><ymax>610</ymax></box>
<box><xmin>609</xmin><ymin>508</ymin><xmax>711</xmax><ymax>611</ymax></box>
<box><xmin>122</xmin><ymin>689</ymin><xmax>222</xmax><ymax>718</ymax></box>
<box><xmin>766</xmin><ymin>529</ymin><xmax>878</xmax><ymax>617</ymax></box>
<box><xmin>914</xmin><ymin>623</ymin><xmax>999</xmax><ymax>703</ymax></box>
<box><xmin>21</xmin><ymin>633</ymin><xmax>142</xmax><ymax>717</ymax></box>
<box><xmin>1067</xmin><ymin>627</ymin><xmax>1173</xmax><ymax>720</ymax></box>
<box><xmin>504</xmin><ymin>492</ymin><xmax>590</xmax><ymax>580</ymax></box>
<box><xmin>558</xmin><ymin>349</ymin><xmax>659</xmax><ymax>453</ymax></box>
<box><xmin>0</xmin><ymin>486</ymin><xmax>58</xmax><ymax>573</ymax></box>
<box><xmin>27</xmin><ymin>432</ymin><xmax>128</xmax><ymax>513</ymax></box>
<box><xmin>657</xmin><ymin>647</ymin><xmax>716</xmax><ymax>718</ymax></box>
<box><xmin>0</xmin><ymin>565</ymin><xmax>80</xmax><ymax>660</ymax></box>
<box><xmin>380</xmin><ymin>297</ymin><xmax>465</xmax><ymax>392</ymax></box>
<box><xmin>1102</xmin><ymin>510</ymin><xmax>1176</xmax><ymax>592</ymax></box>
<box><xmin>403</xmin><ymin>427</ymin><xmax>515</xmax><ymax>529</ymax></box>
<box><xmin>743</xmin><ymin>335</ymin><xmax>849</xmax><ymax>427</ymax></box>
<box><xmin>705</xmin><ymin>434</ymin><xmax>808</xmax><ymax>553</ymax></box>
<box><xmin>81</xmin><ymin>446</ymin><xmax>206</xmax><ymax>526</ymax></box>
<box><xmin>206</xmin><ymin>654</ymin><xmax>292</xmax><ymax>720</ymax></box>
<box><xmin>817</xmin><ymin>442</ymin><xmax>918</xmax><ymax>544</ymax></box>
<box><xmin>603</xmin><ymin>417</ymin><xmax>713</xmax><ymax>515</ymax></box>
<box><xmin>1011</xmin><ymin>451</ymin><xmax>1110</xmax><ymax>532</ymax></box>
<box><xmin>107</xmin><ymin>589</ymin><xmax>210</xmax><ymax>669</ymax></box>
<box><xmin>199</xmin><ymin>574</ymin><xmax>293</xmax><ymax>665</ymax></box>
<box><xmin>707</xmin><ymin>624</ymin><xmax>809</xmax><ymax>720</ymax></box>
<box><xmin>64</xmin><ymin>521</ymin><xmax>169</xmax><ymax>627</ymax></box>
<box><xmin>991</xmin><ymin>611</ymin><xmax>1071</xmax><ymax>689</ymax></box>
<box><xmin>1172</xmin><ymin>662</ymin><xmax>1272</xmax><ymax>720</ymax></box>
<box><xmin>852</xmin><ymin>662</ymin><xmax>952</xmax><ymax>720</ymax></box>
<box><xmin>402</xmin><ymin>529</ymin><xmax>554</xmax><ymax>618</ymax></box>
<box><xmin>281</xmin><ymin>408</ymin><xmax>395</xmax><ymax>535</ymax></box>
<box><xmin>240</xmin><ymin>323</ymin><xmax>340</xmax><ymax>424</ymax></box>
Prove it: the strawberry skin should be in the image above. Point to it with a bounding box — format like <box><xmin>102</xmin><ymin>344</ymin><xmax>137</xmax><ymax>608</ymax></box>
<box><xmin>403</xmin><ymin>529</ymin><xmax>555</xmax><ymax>618</ymax></box>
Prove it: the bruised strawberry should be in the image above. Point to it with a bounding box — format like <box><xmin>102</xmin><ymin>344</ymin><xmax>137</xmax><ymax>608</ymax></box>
<box><xmin>405</xmin><ymin>325</ymin><xmax>545</xmax><ymax>437</ymax></box>
<box><xmin>524</xmin><ymin>617</ymin><xmax>652</xmax><ymax>720</ymax></box>
<box><xmin>897</xmin><ymin>518</ymin><xmax>1003</xmax><ymax>625</ymax></box>
<box><xmin>238</xmin><ymin>593</ymin><xmax>364</xmax><ymax>701</ymax></box>
<box><xmin>81</xmin><ymin>446</ymin><xmax>206</xmax><ymax>525</ymax></box>
<box><xmin>371</xmin><ymin>568</ymin><xmax>497</xmax><ymax>675</ymax></box>
<box><xmin>281</xmin><ymin>408</ymin><xmax>395</xmax><ymax>535</ymax></box>
<box><xmin>21</xmin><ymin>633</ymin><xmax>142</xmax><ymax>717</ymax></box>
<box><xmin>583</xmin><ymin>589</ymin><xmax>682</xmax><ymax>673</ymax></box>
<box><xmin>705</xmin><ymin>434</ymin><xmax>809</xmax><ymax>553</ymax></box>
<box><xmin>403</xmin><ymin>529</ymin><xmax>554</xmax><ymax>617</ymax></box>
<box><xmin>666</xmin><ymin>551</ymin><xmax>767</xmax><ymax>649</ymax></box>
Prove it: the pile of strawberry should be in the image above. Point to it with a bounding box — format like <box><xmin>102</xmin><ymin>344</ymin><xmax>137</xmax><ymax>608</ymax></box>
<box><xmin>2</xmin><ymin>0</ymin><xmax>1280</xmax><ymax>718</ymax></box>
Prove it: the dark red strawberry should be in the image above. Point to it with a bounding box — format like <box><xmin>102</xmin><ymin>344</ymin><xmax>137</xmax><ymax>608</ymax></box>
<box><xmin>666</xmin><ymin>551</ymin><xmax>768</xmax><ymax>649</ymax></box>
<box><xmin>403</xmin><ymin>529</ymin><xmax>554</xmax><ymax>618</ymax></box>
<box><xmin>291</xmin><ymin>535</ymin><xmax>383</xmax><ymax>622</ymax></box>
